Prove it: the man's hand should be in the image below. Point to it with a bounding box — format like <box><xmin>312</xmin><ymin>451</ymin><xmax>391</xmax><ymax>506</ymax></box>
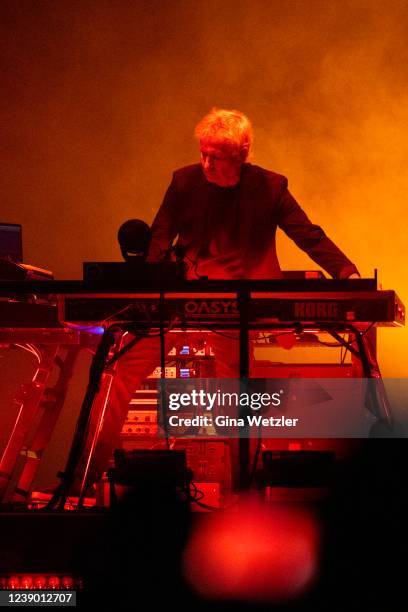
<box><xmin>348</xmin><ymin>273</ymin><xmax>361</xmax><ymax>279</ymax></box>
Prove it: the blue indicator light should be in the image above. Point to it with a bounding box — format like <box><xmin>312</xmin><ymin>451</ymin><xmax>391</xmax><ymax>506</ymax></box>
<box><xmin>65</xmin><ymin>323</ymin><xmax>105</xmax><ymax>335</ymax></box>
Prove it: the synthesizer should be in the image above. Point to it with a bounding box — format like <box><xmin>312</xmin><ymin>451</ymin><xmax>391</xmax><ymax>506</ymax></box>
<box><xmin>58</xmin><ymin>290</ymin><xmax>405</xmax><ymax>327</ymax></box>
<box><xmin>0</xmin><ymin>279</ymin><xmax>405</xmax><ymax>328</ymax></box>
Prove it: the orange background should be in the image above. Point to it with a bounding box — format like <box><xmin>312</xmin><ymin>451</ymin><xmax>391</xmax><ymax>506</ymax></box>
<box><xmin>1</xmin><ymin>0</ymin><xmax>407</xmax><ymax>376</ymax></box>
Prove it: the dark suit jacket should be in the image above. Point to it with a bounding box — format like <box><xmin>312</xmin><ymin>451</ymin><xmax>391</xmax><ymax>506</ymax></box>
<box><xmin>147</xmin><ymin>163</ymin><xmax>358</xmax><ymax>279</ymax></box>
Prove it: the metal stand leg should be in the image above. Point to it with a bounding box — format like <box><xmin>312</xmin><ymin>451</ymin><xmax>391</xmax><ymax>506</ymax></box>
<box><xmin>237</xmin><ymin>290</ymin><xmax>250</xmax><ymax>490</ymax></box>
<box><xmin>0</xmin><ymin>344</ymin><xmax>59</xmax><ymax>502</ymax></box>
<box><xmin>47</xmin><ymin>328</ymin><xmax>117</xmax><ymax>509</ymax></box>
<box><xmin>11</xmin><ymin>346</ymin><xmax>81</xmax><ymax>503</ymax></box>
<box><xmin>47</xmin><ymin>326</ymin><xmax>149</xmax><ymax>509</ymax></box>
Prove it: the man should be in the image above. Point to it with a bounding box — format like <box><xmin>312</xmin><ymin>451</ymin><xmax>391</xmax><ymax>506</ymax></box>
<box><xmin>147</xmin><ymin>108</ymin><xmax>359</xmax><ymax>280</ymax></box>
<box><xmin>78</xmin><ymin>108</ymin><xmax>359</xmax><ymax>492</ymax></box>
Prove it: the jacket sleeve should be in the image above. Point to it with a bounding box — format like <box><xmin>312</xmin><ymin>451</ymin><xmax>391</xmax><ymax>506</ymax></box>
<box><xmin>146</xmin><ymin>173</ymin><xmax>179</xmax><ymax>262</ymax></box>
<box><xmin>275</xmin><ymin>180</ymin><xmax>359</xmax><ymax>279</ymax></box>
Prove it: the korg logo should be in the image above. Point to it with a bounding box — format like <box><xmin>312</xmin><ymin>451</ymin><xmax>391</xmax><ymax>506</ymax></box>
<box><xmin>294</xmin><ymin>301</ymin><xmax>339</xmax><ymax>319</ymax></box>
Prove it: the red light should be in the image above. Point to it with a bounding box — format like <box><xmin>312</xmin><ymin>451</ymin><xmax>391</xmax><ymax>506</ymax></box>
<box><xmin>7</xmin><ymin>577</ymin><xmax>20</xmax><ymax>590</ymax></box>
<box><xmin>47</xmin><ymin>576</ymin><xmax>60</xmax><ymax>590</ymax></box>
<box><xmin>20</xmin><ymin>575</ymin><xmax>33</xmax><ymax>590</ymax></box>
<box><xmin>305</xmin><ymin>271</ymin><xmax>320</xmax><ymax>279</ymax></box>
<box><xmin>183</xmin><ymin>497</ymin><xmax>319</xmax><ymax>602</ymax></box>
<box><xmin>33</xmin><ymin>575</ymin><xmax>47</xmax><ymax>590</ymax></box>
<box><xmin>0</xmin><ymin>574</ymin><xmax>79</xmax><ymax>591</ymax></box>
<box><xmin>61</xmin><ymin>576</ymin><xmax>74</xmax><ymax>590</ymax></box>
<box><xmin>289</xmin><ymin>442</ymin><xmax>302</xmax><ymax>451</ymax></box>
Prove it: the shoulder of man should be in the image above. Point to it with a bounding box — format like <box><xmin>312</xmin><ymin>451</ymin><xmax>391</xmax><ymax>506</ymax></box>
<box><xmin>244</xmin><ymin>163</ymin><xmax>288</xmax><ymax>186</ymax></box>
<box><xmin>243</xmin><ymin>164</ymin><xmax>288</xmax><ymax>199</ymax></box>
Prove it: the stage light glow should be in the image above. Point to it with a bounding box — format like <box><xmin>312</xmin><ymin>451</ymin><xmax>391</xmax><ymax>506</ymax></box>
<box><xmin>183</xmin><ymin>498</ymin><xmax>319</xmax><ymax>602</ymax></box>
<box><xmin>7</xmin><ymin>577</ymin><xmax>20</xmax><ymax>590</ymax></box>
<box><xmin>72</xmin><ymin>324</ymin><xmax>105</xmax><ymax>335</ymax></box>
<box><xmin>0</xmin><ymin>574</ymin><xmax>81</xmax><ymax>591</ymax></box>
<box><xmin>47</xmin><ymin>576</ymin><xmax>60</xmax><ymax>590</ymax></box>
<box><xmin>20</xmin><ymin>575</ymin><xmax>33</xmax><ymax>589</ymax></box>
<box><xmin>61</xmin><ymin>576</ymin><xmax>74</xmax><ymax>590</ymax></box>
<box><xmin>33</xmin><ymin>576</ymin><xmax>47</xmax><ymax>590</ymax></box>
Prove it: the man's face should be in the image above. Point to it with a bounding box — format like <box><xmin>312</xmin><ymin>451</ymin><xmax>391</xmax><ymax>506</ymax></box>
<box><xmin>200</xmin><ymin>141</ymin><xmax>243</xmax><ymax>187</ymax></box>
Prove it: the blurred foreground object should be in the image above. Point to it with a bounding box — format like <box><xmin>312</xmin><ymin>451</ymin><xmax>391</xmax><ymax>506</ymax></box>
<box><xmin>183</xmin><ymin>496</ymin><xmax>319</xmax><ymax>602</ymax></box>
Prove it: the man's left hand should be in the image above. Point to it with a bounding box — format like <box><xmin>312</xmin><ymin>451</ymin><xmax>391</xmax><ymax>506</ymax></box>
<box><xmin>348</xmin><ymin>273</ymin><xmax>361</xmax><ymax>279</ymax></box>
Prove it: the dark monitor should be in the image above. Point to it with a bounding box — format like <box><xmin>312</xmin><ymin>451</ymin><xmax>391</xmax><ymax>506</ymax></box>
<box><xmin>0</xmin><ymin>223</ymin><xmax>23</xmax><ymax>262</ymax></box>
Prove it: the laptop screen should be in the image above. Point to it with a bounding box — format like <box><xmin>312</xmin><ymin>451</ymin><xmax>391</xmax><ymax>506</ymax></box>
<box><xmin>0</xmin><ymin>223</ymin><xmax>23</xmax><ymax>262</ymax></box>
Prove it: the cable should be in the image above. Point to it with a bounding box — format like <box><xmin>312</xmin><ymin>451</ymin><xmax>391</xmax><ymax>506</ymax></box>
<box><xmin>182</xmin><ymin>483</ymin><xmax>237</xmax><ymax>512</ymax></box>
<box><xmin>13</xmin><ymin>343</ymin><xmax>41</xmax><ymax>363</ymax></box>
<box><xmin>189</xmin><ymin>481</ymin><xmax>204</xmax><ymax>501</ymax></box>
<box><xmin>360</xmin><ymin>322</ymin><xmax>376</xmax><ymax>337</ymax></box>
<box><xmin>100</xmin><ymin>304</ymin><xmax>143</xmax><ymax>327</ymax></box>
<box><xmin>26</xmin><ymin>343</ymin><xmax>43</xmax><ymax>362</ymax></box>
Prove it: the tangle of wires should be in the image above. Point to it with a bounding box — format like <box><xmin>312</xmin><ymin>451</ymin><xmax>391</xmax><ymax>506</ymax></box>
<box><xmin>181</xmin><ymin>481</ymin><xmax>237</xmax><ymax>512</ymax></box>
